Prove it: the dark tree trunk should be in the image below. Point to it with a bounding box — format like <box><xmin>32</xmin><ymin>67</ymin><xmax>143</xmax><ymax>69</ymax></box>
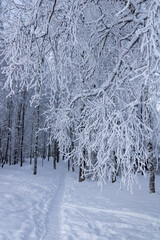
<box><xmin>0</xmin><ymin>128</ymin><xmax>2</xmax><ymax>165</ymax></box>
<box><xmin>14</xmin><ymin>150</ymin><xmax>18</xmax><ymax>165</ymax></box>
<box><xmin>5</xmin><ymin>136</ymin><xmax>9</xmax><ymax>164</ymax></box>
<box><xmin>0</xmin><ymin>128</ymin><xmax>4</xmax><ymax>168</ymax></box>
<box><xmin>47</xmin><ymin>127</ymin><xmax>51</xmax><ymax>161</ymax></box>
<box><xmin>42</xmin><ymin>132</ymin><xmax>46</xmax><ymax>160</ymax></box>
<box><xmin>70</xmin><ymin>142</ymin><xmax>75</xmax><ymax>172</ymax></box>
<box><xmin>72</xmin><ymin>156</ymin><xmax>75</xmax><ymax>172</ymax></box>
<box><xmin>79</xmin><ymin>149</ymin><xmax>86</xmax><ymax>182</ymax></box>
<box><xmin>33</xmin><ymin>58</ymin><xmax>43</xmax><ymax>174</ymax></box>
<box><xmin>79</xmin><ymin>162</ymin><xmax>85</xmax><ymax>182</ymax></box>
<box><xmin>42</xmin><ymin>132</ymin><xmax>46</xmax><ymax>167</ymax></box>
<box><xmin>1</xmin><ymin>156</ymin><xmax>5</xmax><ymax>168</ymax></box>
<box><xmin>48</xmin><ymin>142</ymin><xmax>51</xmax><ymax>161</ymax></box>
<box><xmin>53</xmin><ymin>139</ymin><xmax>59</xmax><ymax>169</ymax></box>
<box><xmin>33</xmin><ymin>104</ymin><xmax>40</xmax><ymax>175</ymax></box>
<box><xmin>53</xmin><ymin>139</ymin><xmax>58</xmax><ymax>169</ymax></box>
<box><xmin>14</xmin><ymin>103</ymin><xmax>22</xmax><ymax>165</ymax></box>
<box><xmin>148</xmin><ymin>142</ymin><xmax>155</xmax><ymax>193</ymax></box>
<box><xmin>149</xmin><ymin>161</ymin><xmax>155</xmax><ymax>193</ymax></box>
<box><xmin>71</xmin><ymin>136</ymin><xmax>75</xmax><ymax>172</ymax></box>
<box><xmin>69</xmin><ymin>127</ymin><xmax>75</xmax><ymax>172</ymax></box>
<box><xmin>57</xmin><ymin>143</ymin><xmax>59</xmax><ymax>163</ymax></box>
<box><xmin>5</xmin><ymin>98</ymin><xmax>13</xmax><ymax>165</ymax></box>
<box><xmin>112</xmin><ymin>151</ymin><xmax>117</xmax><ymax>183</ymax></box>
<box><xmin>78</xmin><ymin>154</ymin><xmax>86</xmax><ymax>181</ymax></box>
<box><xmin>20</xmin><ymin>91</ymin><xmax>26</xmax><ymax>167</ymax></box>
<box><xmin>79</xmin><ymin>105</ymin><xmax>86</xmax><ymax>182</ymax></box>
<box><xmin>68</xmin><ymin>147</ymin><xmax>71</xmax><ymax>171</ymax></box>
<box><xmin>62</xmin><ymin>146</ymin><xmax>65</xmax><ymax>161</ymax></box>
<box><xmin>30</xmin><ymin>121</ymin><xmax>34</xmax><ymax>165</ymax></box>
<box><xmin>9</xmin><ymin>139</ymin><xmax>12</xmax><ymax>166</ymax></box>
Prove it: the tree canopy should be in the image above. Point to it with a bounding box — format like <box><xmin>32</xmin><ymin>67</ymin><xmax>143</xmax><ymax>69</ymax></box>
<box><xmin>0</xmin><ymin>0</ymin><xmax>160</xmax><ymax>192</ymax></box>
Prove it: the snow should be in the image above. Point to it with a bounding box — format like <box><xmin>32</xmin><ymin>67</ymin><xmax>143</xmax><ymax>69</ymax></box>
<box><xmin>0</xmin><ymin>159</ymin><xmax>160</xmax><ymax>240</ymax></box>
<box><xmin>62</xmin><ymin>173</ymin><xmax>160</xmax><ymax>240</ymax></box>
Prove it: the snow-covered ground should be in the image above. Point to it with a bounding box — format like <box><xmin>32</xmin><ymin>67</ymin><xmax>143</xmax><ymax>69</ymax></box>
<box><xmin>0</xmin><ymin>159</ymin><xmax>160</xmax><ymax>240</ymax></box>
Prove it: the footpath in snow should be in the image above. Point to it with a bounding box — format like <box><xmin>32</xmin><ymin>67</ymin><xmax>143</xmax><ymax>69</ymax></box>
<box><xmin>0</xmin><ymin>159</ymin><xmax>160</xmax><ymax>240</ymax></box>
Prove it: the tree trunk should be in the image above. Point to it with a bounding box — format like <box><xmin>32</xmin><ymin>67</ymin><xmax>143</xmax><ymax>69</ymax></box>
<box><xmin>5</xmin><ymin>136</ymin><xmax>9</xmax><ymax>164</ymax></box>
<box><xmin>148</xmin><ymin>142</ymin><xmax>155</xmax><ymax>193</ymax></box>
<box><xmin>48</xmin><ymin>142</ymin><xmax>51</xmax><ymax>161</ymax></box>
<box><xmin>57</xmin><ymin>142</ymin><xmax>59</xmax><ymax>163</ymax></box>
<box><xmin>72</xmin><ymin>157</ymin><xmax>75</xmax><ymax>172</ymax></box>
<box><xmin>62</xmin><ymin>146</ymin><xmax>65</xmax><ymax>161</ymax></box>
<box><xmin>71</xmin><ymin>142</ymin><xmax>75</xmax><ymax>172</ymax></box>
<box><xmin>112</xmin><ymin>151</ymin><xmax>117</xmax><ymax>183</ymax></box>
<box><xmin>5</xmin><ymin>98</ymin><xmax>13</xmax><ymax>165</ymax></box>
<box><xmin>42</xmin><ymin>132</ymin><xmax>47</xmax><ymax>160</ymax></box>
<box><xmin>47</xmin><ymin>127</ymin><xmax>51</xmax><ymax>161</ymax></box>
<box><xmin>79</xmin><ymin>149</ymin><xmax>86</xmax><ymax>182</ymax></box>
<box><xmin>53</xmin><ymin>139</ymin><xmax>57</xmax><ymax>169</ymax></box>
<box><xmin>20</xmin><ymin>91</ymin><xmax>26</xmax><ymax>167</ymax></box>
<box><xmin>79</xmin><ymin>162</ymin><xmax>85</xmax><ymax>182</ymax></box>
<box><xmin>33</xmin><ymin>58</ymin><xmax>43</xmax><ymax>174</ymax></box>
<box><xmin>8</xmin><ymin>130</ymin><xmax>12</xmax><ymax>166</ymax></box>
<box><xmin>0</xmin><ymin>127</ymin><xmax>2</xmax><ymax>165</ymax></box>
<box><xmin>14</xmin><ymin>103</ymin><xmax>22</xmax><ymax>165</ymax></box>
<box><xmin>33</xmin><ymin>104</ymin><xmax>40</xmax><ymax>175</ymax></box>
<box><xmin>30</xmin><ymin>121</ymin><xmax>34</xmax><ymax>165</ymax></box>
<box><xmin>0</xmin><ymin>127</ymin><xmax>4</xmax><ymax>167</ymax></box>
<box><xmin>68</xmin><ymin>147</ymin><xmax>71</xmax><ymax>171</ymax></box>
<box><xmin>42</xmin><ymin>131</ymin><xmax>46</xmax><ymax>167</ymax></box>
<box><xmin>53</xmin><ymin>139</ymin><xmax>59</xmax><ymax>169</ymax></box>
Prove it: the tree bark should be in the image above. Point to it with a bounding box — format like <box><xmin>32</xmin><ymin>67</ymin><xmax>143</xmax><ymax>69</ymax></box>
<box><xmin>30</xmin><ymin>121</ymin><xmax>34</xmax><ymax>165</ymax></box>
<box><xmin>33</xmin><ymin>104</ymin><xmax>40</xmax><ymax>175</ymax></box>
<box><xmin>47</xmin><ymin>130</ymin><xmax>51</xmax><ymax>161</ymax></box>
<box><xmin>53</xmin><ymin>139</ymin><xmax>57</xmax><ymax>169</ymax></box>
<box><xmin>14</xmin><ymin>102</ymin><xmax>22</xmax><ymax>165</ymax></box>
<box><xmin>79</xmin><ymin>162</ymin><xmax>85</xmax><ymax>182</ymax></box>
<box><xmin>112</xmin><ymin>150</ymin><xmax>117</xmax><ymax>183</ymax></box>
<box><xmin>148</xmin><ymin>142</ymin><xmax>155</xmax><ymax>193</ymax></box>
<box><xmin>20</xmin><ymin>91</ymin><xmax>26</xmax><ymax>167</ymax></box>
<box><xmin>79</xmin><ymin>149</ymin><xmax>86</xmax><ymax>182</ymax></box>
<box><xmin>5</xmin><ymin>98</ymin><xmax>13</xmax><ymax>165</ymax></box>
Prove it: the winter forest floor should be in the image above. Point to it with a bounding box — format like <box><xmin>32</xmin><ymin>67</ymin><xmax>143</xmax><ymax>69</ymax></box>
<box><xmin>0</xmin><ymin>159</ymin><xmax>160</xmax><ymax>240</ymax></box>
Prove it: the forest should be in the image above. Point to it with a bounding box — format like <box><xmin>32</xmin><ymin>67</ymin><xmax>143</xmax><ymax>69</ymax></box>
<box><xmin>0</xmin><ymin>0</ymin><xmax>160</xmax><ymax>194</ymax></box>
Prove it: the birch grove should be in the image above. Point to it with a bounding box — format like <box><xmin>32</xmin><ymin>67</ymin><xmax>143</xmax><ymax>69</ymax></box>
<box><xmin>0</xmin><ymin>0</ymin><xmax>160</xmax><ymax>192</ymax></box>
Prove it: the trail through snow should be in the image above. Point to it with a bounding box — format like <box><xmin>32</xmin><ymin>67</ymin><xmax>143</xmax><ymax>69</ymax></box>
<box><xmin>0</xmin><ymin>159</ymin><xmax>160</xmax><ymax>240</ymax></box>
<box><xmin>44</xmin><ymin>162</ymin><xmax>66</xmax><ymax>240</ymax></box>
